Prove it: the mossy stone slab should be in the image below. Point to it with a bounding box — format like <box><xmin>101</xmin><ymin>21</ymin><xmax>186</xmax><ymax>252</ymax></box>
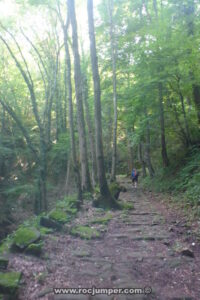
<box><xmin>13</xmin><ymin>227</ymin><xmax>40</xmax><ymax>250</ymax></box>
<box><xmin>72</xmin><ymin>249</ymin><xmax>91</xmax><ymax>257</ymax></box>
<box><xmin>70</xmin><ymin>226</ymin><xmax>100</xmax><ymax>239</ymax></box>
<box><xmin>0</xmin><ymin>272</ymin><xmax>22</xmax><ymax>294</ymax></box>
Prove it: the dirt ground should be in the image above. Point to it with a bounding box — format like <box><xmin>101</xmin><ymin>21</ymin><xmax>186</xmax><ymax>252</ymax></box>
<box><xmin>8</xmin><ymin>178</ymin><xmax>200</xmax><ymax>300</ymax></box>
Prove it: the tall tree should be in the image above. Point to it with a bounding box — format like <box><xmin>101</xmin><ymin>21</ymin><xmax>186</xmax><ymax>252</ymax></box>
<box><xmin>158</xmin><ymin>82</ymin><xmax>170</xmax><ymax>167</ymax></box>
<box><xmin>62</xmin><ymin>11</ymin><xmax>82</xmax><ymax>204</ymax></box>
<box><xmin>0</xmin><ymin>31</ymin><xmax>48</xmax><ymax>212</ymax></box>
<box><xmin>87</xmin><ymin>0</ymin><xmax>117</xmax><ymax>208</ymax></box>
<box><xmin>67</xmin><ymin>0</ymin><xmax>92</xmax><ymax>192</ymax></box>
<box><xmin>81</xmin><ymin>70</ymin><xmax>97</xmax><ymax>187</ymax></box>
<box><xmin>108</xmin><ymin>0</ymin><xmax>118</xmax><ymax>181</ymax></box>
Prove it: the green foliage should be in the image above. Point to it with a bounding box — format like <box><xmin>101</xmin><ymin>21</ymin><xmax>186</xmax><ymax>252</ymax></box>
<box><xmin>3</xmin><ymin>183</ymin><xmax>36</xmax><ymax>199</ymax></box>
<box><xmin>83</xmin><ymin>192</ymin><xmax>93</xmax><ymax>201</ymax></box>
<box><xmin>48</xmin><ymin>133</ymin><xmax>70</xmax><ymax>181</ymax></box>
<box><xmin>56</xmin><ymin>195</ymin><xmax>78</xmax><ymax>212</ymax></box>
<box><xmin>47</xmin><ymin>195</ymin><xmax>79</xmax><ymax>224</ymax></box>
<box><xmin>142</xmin><ymin>146</ymin><xmax>200</xmax><ymax>214</ymax></box>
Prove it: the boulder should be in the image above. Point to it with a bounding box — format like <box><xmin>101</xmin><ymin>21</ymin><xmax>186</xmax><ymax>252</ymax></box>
<box><xmin>0</xmin><ymin>272</ymin><xmax>22</xmax><ymax>294</ymax></box>
<box><xmin>48</xmin><ymin>209</ymin><xmax>70</xmax><ymax>224</ymax></box>
<box><xmin>13</xmin><ymin>227</ymin><xmax>40</xmax><ymax>251</ymax></box>
<box><xmin>40</xmin><ymin>217</ymin><xmax>62</xmax><ymax>231</ymax></box>
<box><xmin>25</xmin><ymin>242</ymin><xmax>43</xmax><ymax>256</ymax></box>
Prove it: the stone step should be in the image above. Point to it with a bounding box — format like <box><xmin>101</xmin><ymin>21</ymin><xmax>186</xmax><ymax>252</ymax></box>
<box><xmin>108</xmin><ymin>234</ymin><xmax>169</xmax><ymax>241</ymax></box>
<box><xmin>128</xmin><ymin>212</ymin><xmax>159</xmax><ymax>216</ymax></box>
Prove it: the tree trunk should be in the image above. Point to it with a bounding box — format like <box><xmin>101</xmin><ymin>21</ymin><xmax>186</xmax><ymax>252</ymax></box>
<box><xmin>193</xmin><ymin>85</ymin><xmax>200</xmax><ymax>124</ymax></box>
<box><xmin>145</xmin><ymin>111</ymin><xmax>155</xmax><ymax>177</ymax></box>
<box><xmin>68</xmin><ymin>0</ymin><xmax>92</xmax><ymax>192</ymax></box>
<box><xmin>158</xmin><ymin>82</ymin><xmax>170</xmax><ymax>167</ymax></box>
<box><xmin>63</xmin><ymin>19</ymin><xmax>82</xmax><ymax>205</ymax></box>
<box><xmin>138</xmin><ymin>142</ymin><xmax>146</xmax><ymax>178</ymax></box>
<box><xmin>108</xmin><ymin>0</ymin><xmax>118</xmax><ymax>182</ymax></box>
<box><xmin>179</xmin><ymin>91</ymin><xmax>191</xmax><ymax>146</ymax></box>
<box><xmin>87</xmin><ymin>0</ymin><xmax>117</xmax><ymax>208</ymax></box>
<box><xmin>64</xmin><ymin>155</ymin><xmax>71</xmax><ymax>196</ymax></box>
<box><xmin>63</xmin><ymin>62</ymin><xmax>67</xmax><ymax>131</ymax></box>
<box><xmin>126</xmin><ymin>130</ymin><xmax>134</xmax><ymax>174</ymax></box>
<box><xmin>82</xmin><ymin>73</ymin><xmax>97</xmax><ymax>187</ymax></box>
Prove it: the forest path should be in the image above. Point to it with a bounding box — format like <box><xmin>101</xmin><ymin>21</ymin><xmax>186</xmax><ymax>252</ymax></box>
<box><xmin>11</xmin><ymin>178</ymin><xmax>200</xmax><ymax>300</ymax></box>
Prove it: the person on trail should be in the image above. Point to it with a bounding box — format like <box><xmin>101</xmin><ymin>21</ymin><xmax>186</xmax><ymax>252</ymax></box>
<box><xmin>131</xmin><ymin>168</ymin><xmax>139</xmax><ymax>188</ymax></box>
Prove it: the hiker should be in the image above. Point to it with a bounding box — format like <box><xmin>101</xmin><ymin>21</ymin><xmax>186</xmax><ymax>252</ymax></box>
<box><xmin>131</xmin><ymin>168</ymin><xmax>139</xmax><ymax>188</ymax></box>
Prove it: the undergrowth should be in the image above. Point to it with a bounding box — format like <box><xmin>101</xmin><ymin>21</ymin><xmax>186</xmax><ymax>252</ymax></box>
<box><xmin>141</xmin><ymin>146</ymin><xmax>200</xmax><ymax>216</ymax></box>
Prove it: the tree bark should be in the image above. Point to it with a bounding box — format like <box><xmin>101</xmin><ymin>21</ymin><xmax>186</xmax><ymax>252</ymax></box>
<box><xmin>158</xmin><ymin>82</ymin><xmax>170</xmax><ymax>167</ymax></box>
<box><xmin>108</xmin><ymin>0</ymin><xmax>118</xmax><ymax>182</ymax></box>
<box><xmin>145</xmin><ymin>111</ymin><xmax>155</xmax><ymax>177</ymax></box>
<box><xmin>82</xmin><ymin>73</ymin><xmax>97</xmax><ymax>187</ymax></box>
<box><xmin>68</xmin><ymin>0</ymin><xmax>92</xmax><ymax>192</ymax></box>
<box><xmin>138</xmin><ymin>142</ymin><xmax>146</xmax><ymax>178</ymax></box>
<box><xmin>87</xmin><ymin>0</ymin><xmax>117</xmax><ymax>208</ymax></box>
<box><xmin>63</xmin><ymin>17</ymin><xmax>82</xmax><ymax>205</ymax></box>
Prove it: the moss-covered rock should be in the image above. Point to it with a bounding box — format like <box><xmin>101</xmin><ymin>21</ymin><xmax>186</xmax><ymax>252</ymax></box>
<box><xmin>70</xmin><ymin>226</ymin><xmax>100</xmax><ymax>239</ymax></box>
<box><xmin>48</xmin><ymin>209</ymin><xmax>71</xmax><ymax>224</ymax></box>
<box><xmin>40</xmin><ymin>216</ymin><xmax>62</xmax><ymax>230</ymax></box>
<box><xmin>56</xmin><ymin>203</ymin><xmax>77</xmax><ymax>215</ymax></box>
<box><xmin>90</xmin><ymin>213</ymin><xmax>112</xmax><ymax>225</ymax></box>
<box><xmin>13</xmin><ymin>227</ymin><xmax>40</xmax><ymax>251</ymax></box>
<box><xmin>0</xmin><ymin>272</ymin><xmax>22</xmax><ymax>294</ymax></box>
<box><xmin>0</xmin><ymin>257</ymin><xmax>9</xmax><ymax>270</ymax></box>
<box><xmin>39</xmin><ymin>226</ymin><xmax>54</xmax><ymax>235</ymax></box>
<box><xmin>25</xmin><ymin>242</ymin><xmax>43</xmax><ymax>256</ymax></box>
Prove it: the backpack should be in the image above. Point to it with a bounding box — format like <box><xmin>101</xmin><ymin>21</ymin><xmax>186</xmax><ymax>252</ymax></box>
<box><xmin>131</xmin><ymin>169</ymin><xmax>136</xmax><ymax>178</ymax></box>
